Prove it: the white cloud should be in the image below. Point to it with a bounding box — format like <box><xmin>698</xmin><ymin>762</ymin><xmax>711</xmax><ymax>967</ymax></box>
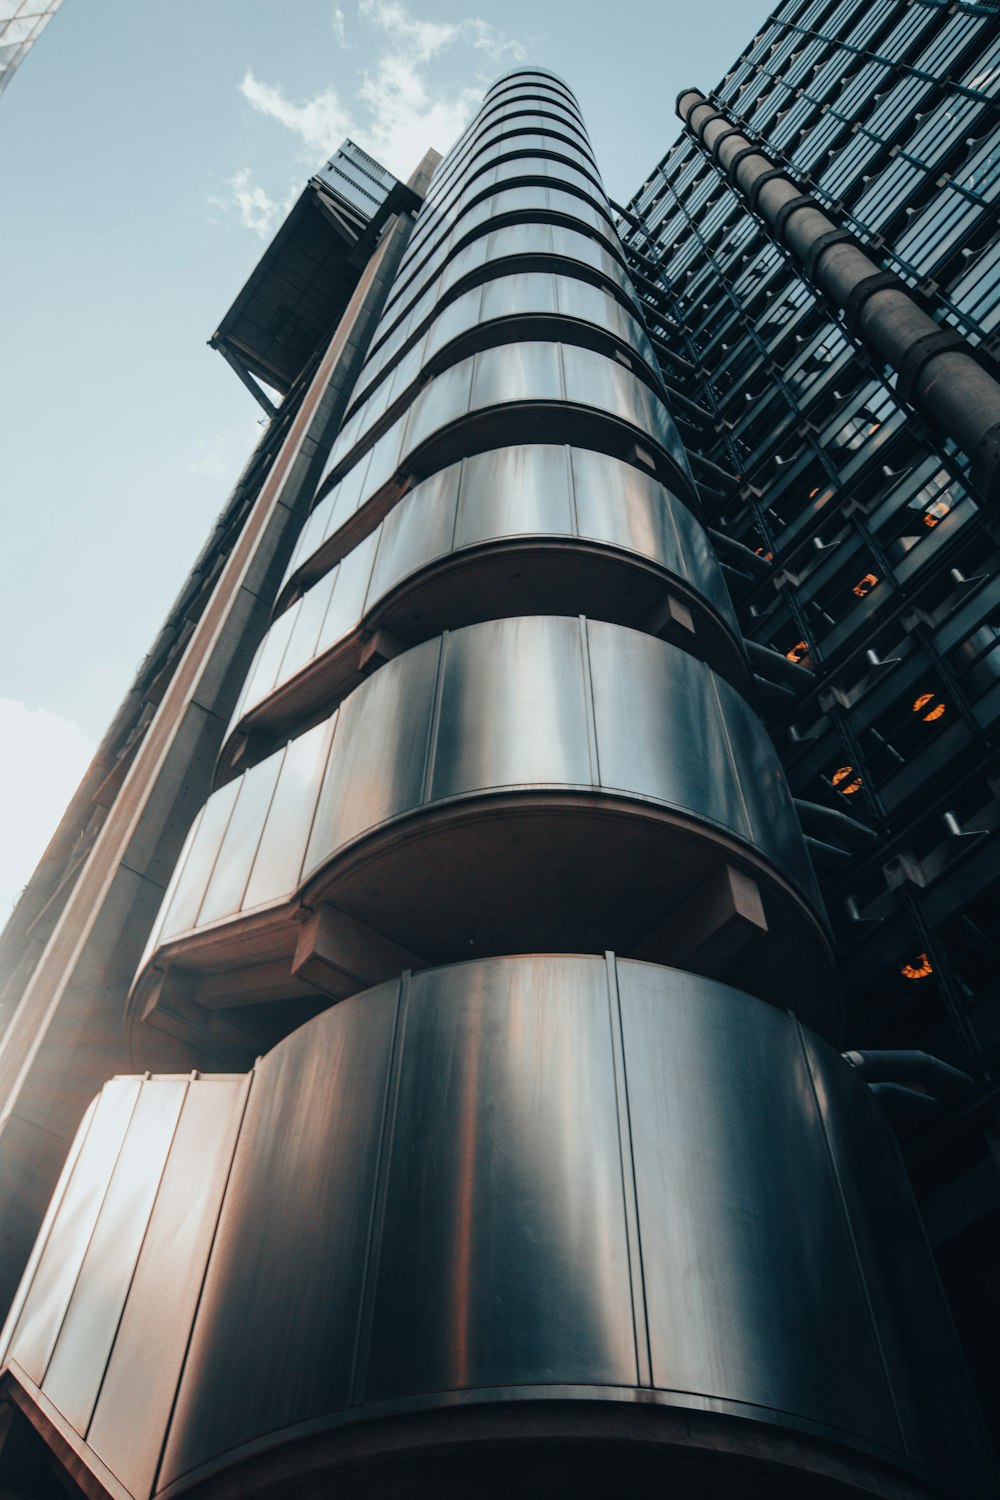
<box><xmin>208</xmin><ymin>165</ymin><xmax>301</xmax><ymax>239</ymax></box>
<box><xmin>359</xmin><ymin>0</ymin><xmax>524</xmax><ymax>65</ymax></box>
<box><xmin>239</xmin><ymin>71</ymin><xmax>352</xmax><ymax>158</ymax></box>
<box><xmin>0</xmin><ymin>699</ymin><xmax>95</xmax><ymax>921</ymax></box>
<box><xmin>228</xmin><ymin>0</ymin><xmax>527</xmax><ymax>197</ymax></box>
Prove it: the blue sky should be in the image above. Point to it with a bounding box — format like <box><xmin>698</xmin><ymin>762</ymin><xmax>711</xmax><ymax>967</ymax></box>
<box><xmin>0</xmin><ymin>0</ymin><xmax>770</xmax><ymax>915</ymax></box>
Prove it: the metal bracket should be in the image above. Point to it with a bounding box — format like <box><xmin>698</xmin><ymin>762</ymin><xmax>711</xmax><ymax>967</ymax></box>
<box><xmin>803</xmin><ymin>226</ymin><xmax>855</xmax><ymax>282</ymax></box>
<box><xmin>843</xmin><ymin>270</ymin><xmax>899</xmax><ymax>337</ymax></box>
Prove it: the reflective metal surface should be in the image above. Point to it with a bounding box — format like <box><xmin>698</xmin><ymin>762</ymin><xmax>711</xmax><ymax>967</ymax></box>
<box><xmin>404</xmin><ymin>132</ymin><xmax>601</xmax><ymax>256</ymax></box>
<box><xmin>355</xmin><ymin>221</ymin><xmax>639</xmax><ymax>402</ymax></box>
<box><xmin>131</xmin><ymin>617</ymin><xmax>833</xmax><ymax>1039</ymax></box>
<box><xmin>0</xmin><ymin>1078</ymin><xmax>140</xmax><ymax>1384</ymax></box>
<box><xmin>231</xmin><ymin>445</ymin><xmax>740</xmax><ymax>757</ymax></box>
<box><xmin>386</xmin><ymin>160</ymin><xmax>616</xmax><ymax>318</ymax></box>
<box><xmin>384</xmin><ymin>179</ymin><xmax>619</xmax><ymax>331</ymax></box>
<box><xmin>159</xmin><ymin>617</ymin><xmax>817</xmax><ymax>935</ymax></box>
<box><xmin>316</xmin><ymin>340</ymin><xmax>693</xmax><ymax>512</ymax></box>
<box><xmin>160</xmin><ymin>983</ymin><xmax>399</xmax><ymax>1488</ymax></box>
<box><xmin>41</xmin><ymin>1079</ymin><xmax>187</xmax><ymax>1434</ymax></box>
<box><xmin>341</xmin><ymin>271</ymin><xmax>661</xmax><ymax>454</ymax></box>
<box><xmin>6</xmin><ymin>960</ymin><xmax>992</xmax><ymax>1498</ymax></box>
<box><xmin>86</xmin><ymin>1078</ymin><xmax>247</xmax><ymax>1500</ymax></box>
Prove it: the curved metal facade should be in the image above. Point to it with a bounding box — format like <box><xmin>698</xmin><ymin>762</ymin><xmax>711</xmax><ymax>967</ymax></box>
<box><xmin>130</xmin><ymin>614</ymin><xmax>834</xmax><ymax>1047</ymax></box>
<box><xmin>1</xmin><ymin>65</ymin><xmax>992</xmax><ymax>1500</ymax></box>
<box><xmin>2</xmin><ymin>959</ymin><xmax>991</xmax><ymax>1499</ymax></box>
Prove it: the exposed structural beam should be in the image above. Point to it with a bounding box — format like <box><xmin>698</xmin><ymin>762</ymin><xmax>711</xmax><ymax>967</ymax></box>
<box><xmin>677</xmin><ymin>88</ymin><xmax>1000</xmax><ymax>505</ymax></box>
<box><xmin>608</xmin><ymin>197</ymin><xmax>642</xmax><ymax>231</ymax></box>
<box><xmin>218</xmin><ymin>345</ymin><xmax>278</xmax><ymax>417</ymax></box>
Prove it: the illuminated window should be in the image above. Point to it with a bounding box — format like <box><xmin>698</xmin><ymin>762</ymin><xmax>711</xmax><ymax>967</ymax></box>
<box><xmin>832</xmin><ymin>410</ymin><xmax>880</xmax><ymax>451</ymax></box>
<box><xmin>785</xmin><ymin>639</ymin><xmax>809</xmax><ymax>663</ymax></box>
<box><xmin>912</xmin><ymin>692</ymin><xmax>946</xmax><ymax>722</ymax></box>
<box><xmin>905</xmin><ymin>471</ymin><xmax>955</xmax><ymax>532</ymax></box>
<box><xmin>851</xmin><ymin>572</ymin><xmax>879</xmax><ymax>597</ymax></box>
<box><xmin>900</xmin><ymin>952</ymin><xmax>933</xmax><ymax>981</ymax></box>
<box><xmin>832</xmin><ymin>764</ymin><xmax>863</xmax><ymax>795</ymax></box>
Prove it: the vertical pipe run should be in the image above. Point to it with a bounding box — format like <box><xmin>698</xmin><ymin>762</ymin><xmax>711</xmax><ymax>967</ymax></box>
<box><xmin>677</xmin><ymin>88</ymin><xmax>1000</xmax><ymax>505</ymax></box>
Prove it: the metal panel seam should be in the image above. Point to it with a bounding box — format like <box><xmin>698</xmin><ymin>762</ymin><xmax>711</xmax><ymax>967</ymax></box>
<box><xmin>234</xmin><ymin>749</ymin><xmax>287</xmax><ymax>919</ymax></box>
<box><xmin>147</xmin><ymin>1069</ymin><xmax>256</xmax><ymax>1500</ymax></box>
<box><xmin>419</xmin><ymin>635</ymin><xmax>448</xmax><ymax>806</ymax></box>
<box><xmin>579</xmin><ymin>617</ymin><xmax>601</xmax><ymax>787</ymax></box>
<box><xmin>192</xmin><ymin>781</ymin><xmax>246</xmax><ymax>931</ymax></box>
<box><xmin>349</xmin><ymin>974</ymin><xmax>409</xmax><ymax>1407</ymax></box>
<box><xmin>603</xmin><ymin>952</ymin><xmax>651</xmax><ymax>1388</ymax></box>
<box><xmin>296</xmin><ymin>709</ymin><xmax>341</xmax><ymax>891</ymax></box>
<box><xmin>0</xmin><ymin>1098</ymin><xmax>101</xmax><ymax>1367</ymax></box>
<box><xmin>36</xmin><ymin>1084</ymin><xmax>144</xmax><ymax>1391</ymax></box>
<box><xmin>449</xmin><ymin>458</ymin><xmax>464</xmax><ymax>552</ymax></box>
<box><xmin>82</xmin><ymin>1078</ymin><xmax>192</xmax><ymax>1448</ymax></box>
<box><xmin>707</xmin><ymin>668</ymin><xmax>754</xmax><ymax>844</ymax></box>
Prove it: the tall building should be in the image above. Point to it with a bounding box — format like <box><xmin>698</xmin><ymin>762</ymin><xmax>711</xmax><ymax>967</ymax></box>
<box><xmin>0</xmin><ymin>10</ymin><xmax>998</xmax><ymax>1498</ymax></box>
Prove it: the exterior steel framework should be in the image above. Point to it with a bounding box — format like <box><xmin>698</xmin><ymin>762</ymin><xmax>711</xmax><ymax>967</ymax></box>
<box><xmin>0</xmin><ymin>29</ymin><xmax>998</xmax><ymax>1500</ymax></box>
<box><xmin>619</xmin><ymin>0</ymin><xmax>1000</xmax><ymax>1447</ymax></box>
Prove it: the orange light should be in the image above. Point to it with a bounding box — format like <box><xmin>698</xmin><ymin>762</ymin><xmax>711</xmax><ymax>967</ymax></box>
<box><xmin>913</xmin><ymin>692</ymin><xmax>946</xmax><ymax>722</ymax></box>
<box><xmin>785</xmin><ymin>639</ymin><xmax>809</xmax><ymax>663</ymax></box>
<box><xmin>901</xmin><ymin>952</ymin><xmax>933</xmax><ymax>981</ymax></box>
<box><xmin>852</xmin><ymin>572</ymin><xmax>879</xmax><ymax>597</ymax></box>
<box><xmin>808</xmin><ymin>486</ymin><xmax>820</xmax><ymax>498</ymax></box>
<box><xmin>754</xmin><ymin>546</ymin><xmax>775</xmax><ymax>561</ymax></box>
<box><xmin>923</xmin><ymin>499</ymin><xmax>950</xmax><ymax>528</ymax></box>
<box><xmin>832</xmin><ymin>764</ymin><xmax>863</xmax><ymax>795</ymax></box>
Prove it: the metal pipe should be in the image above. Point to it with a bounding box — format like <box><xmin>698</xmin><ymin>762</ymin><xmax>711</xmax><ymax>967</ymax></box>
<box><xmin>709</xmin><ymin>531</ymin><xmax>773</xmax><ymax>578</ymax></box>
<box><xmin>688</xmin><ymin>450</ymin><xmax>739</xmax><ymax>489</ymax></box>
<box><xmin>793</xmin><ymin>798</ymin><xmax>878</xmax><ymax>854</ymax></box>
<box><xmin>676</xmin><ymin>88</ymin><xmax>1000</xmax><ymax>505</ymax></box>
<box><xmin>665</xmin><ymin>383</ymin><xmax>716</xmax><ymax>424</ymax></box>
<box><xmin>843</xmin><ymin>1049</ymin><xmax>974</xmax><ymax>1103</ymax></box>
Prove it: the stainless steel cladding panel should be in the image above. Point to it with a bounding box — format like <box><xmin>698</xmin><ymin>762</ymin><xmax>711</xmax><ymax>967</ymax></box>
<box><xmin>367</xmin><ymin>465</ymin><xmax>460</xmax><ymax>598</ymax></box>
<box><xmin>364</xmin><ymin>956</ymin><xmax>637</xmax><ymax>1400</ymax></box>
<box><xmin>0</xmin><ymin>1078</ymin><xmax>141</xmax><ymax>1383</ymax></box>
<box><xmin>303</xmin><ymin>639</ymin><xmax>439</xmax><ymax>864</ymax></box>
<box><xmin>197</xmin><ymin>754</ymin><xmax>282</xmax><ymax>925</ymax></box>
<box><xmin>18</xmin><ymin>958</ymin><xmax>987</xmax><ymax>1497</ymax></box>
<box><xmin>158</xmin><ymin>983</ymin><xmax>399</xmax><ymax>1488</ymax></box>
<box><xmin>618</xmin><ymin>963</ymin><xmax>897</xmax><ymax>1439</ymax></box>
<box><xmin>85</xmin><ymin>1079</ymin><xmax>247</xmax><ymax>1500</ymax></box>
<box><xmin>242</xmin><ymin>720</ymin><xmax>334</xmax><ymax>911</ymax></box>
<box><xmin>453</xmin><ymin>443</ymin><xmax>575</xmax><ymax>540</ymax></box>
<box><xmin>589</xmin><ymin>620</ymin><xmax>750</xmax><ymax>835</ymax></box>
<box><xmin>41</xmin><ymin>1079</ymin><xmax>188</xmax><ymax>1434</ymax></box>
<box><xmin>135</xmin><ymin>618</ymin><xmax>830</xmax><ymax>1033</ymax></box>
<box><xmin>586</xmin><ymin>620</ymin><xmax>818</xmax><ymax>898</ymax></box>
<box><xmin>431</xmin><ymin>616</ymin><xmax>593</xmax><ymax>794</ymax></box>
<box><xmin>157</xmin><ymin>777</ymin><xmax>241</xmax><ymax>940</ymax></box>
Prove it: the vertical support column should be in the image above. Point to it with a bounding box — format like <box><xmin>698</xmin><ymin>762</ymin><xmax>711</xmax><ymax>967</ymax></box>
<box><xmin>0</xmin><ymin>206</ymin><xmax>416</xmax><ymax>1319</ymax></box>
